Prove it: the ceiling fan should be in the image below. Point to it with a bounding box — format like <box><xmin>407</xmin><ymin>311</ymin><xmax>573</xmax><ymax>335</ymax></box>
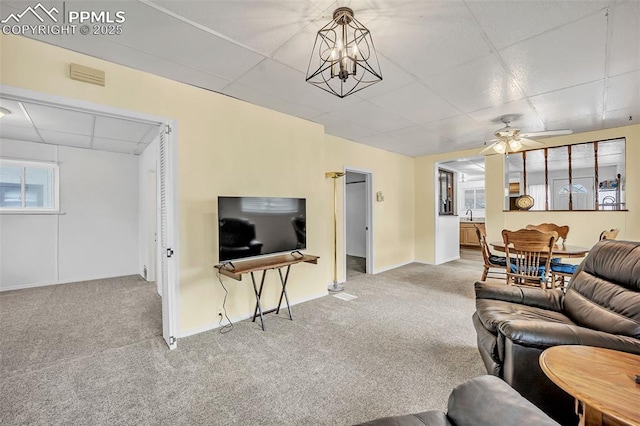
<box><xmin>480</xmin><ymin>116</ymin><xmax>573</xmax><ymax>155</ymax></box>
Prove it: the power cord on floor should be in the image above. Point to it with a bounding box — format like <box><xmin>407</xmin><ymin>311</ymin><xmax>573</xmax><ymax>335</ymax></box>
<box><xmin>216</xmin><ymin>270</ymin><xmax>234</xmax><ymax>334</ymax></box>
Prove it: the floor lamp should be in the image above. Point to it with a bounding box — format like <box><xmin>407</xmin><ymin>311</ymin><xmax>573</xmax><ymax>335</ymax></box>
<box><xmin>326</xmin><ymin>171</ymin><xmax>345</xmax><ymax>292</ymax></box>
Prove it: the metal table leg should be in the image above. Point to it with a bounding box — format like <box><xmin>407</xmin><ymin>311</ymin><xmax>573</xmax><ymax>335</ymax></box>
<box><xmin>276</xmin><ymin>265</ymin><xmax>293</xmax><ymax>320</ymax></box>
<box><xmin>250</xmin><ymin>270</ymin><xmax>267</xmax><ymax>331</ymax></box>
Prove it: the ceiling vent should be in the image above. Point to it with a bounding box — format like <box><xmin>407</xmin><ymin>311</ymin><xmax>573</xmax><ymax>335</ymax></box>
<box><xmin>70</xmin><ymin>63</ymin><xmax>105</xmax><ymax>87</ymax></box>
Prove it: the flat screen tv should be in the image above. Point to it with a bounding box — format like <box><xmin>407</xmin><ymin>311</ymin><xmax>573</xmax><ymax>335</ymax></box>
<box><xmin>218</xmin><ymin>196</ymin><xmax>306</xmax><ymax>262</ymax></box>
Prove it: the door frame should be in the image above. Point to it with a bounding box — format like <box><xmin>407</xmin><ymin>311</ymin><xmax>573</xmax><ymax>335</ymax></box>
<box><xmin>343</xmin><ymin>167</ymin><xmax>373</xmax><ymax>277</ymax></box>
<box><xmin>0</xmin><ymin>84</ymin><xmax>180</xmax><ymax>349</ymax></box>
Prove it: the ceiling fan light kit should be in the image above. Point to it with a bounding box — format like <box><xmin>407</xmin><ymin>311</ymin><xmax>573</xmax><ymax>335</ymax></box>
<box><xmin>306</xmin><ymin>7</ymin><xmax>382</xmax><ymax>98</ymax></box>
<box><xmin>480</xmin><ymin>116</ymin><xmax>573</xmax><ymax>155</ymax></box>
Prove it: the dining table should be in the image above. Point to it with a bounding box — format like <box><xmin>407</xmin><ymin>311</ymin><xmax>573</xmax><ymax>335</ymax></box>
<box><xmin>490</xmin><ymin>242</ymin><xmax>590</xmax><ymax>259</ymax></box>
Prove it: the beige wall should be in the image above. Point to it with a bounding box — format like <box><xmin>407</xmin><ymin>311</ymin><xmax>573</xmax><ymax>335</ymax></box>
<box><xmin>324</xmin><ymin>135</ymin><xmax>415</xmax><ymax>280</ymax></box>
<box><xmin>0</xmin><ymin>35</ymin><xmax>415</xmax><ymax>335</ymax></box>
<box><xmin>415</xmin><ymin>124</ymin><xmax>640</xmax><ymax>263</ymax></box>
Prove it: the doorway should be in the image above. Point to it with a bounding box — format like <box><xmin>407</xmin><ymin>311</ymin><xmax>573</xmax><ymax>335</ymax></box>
<box><xmin>435</xmin><ymin>157</ymin><xmax>486</xmax><ymax>264</ymax></box>
<box><xmin>0</xmin><ymin>85</ymin><xmax>179</xmax><ymax>349</ymax></box>
<box><xmin>344</xmin><ymin>169</ymin><xmax>373</xmax><ymax>279</ymax></box>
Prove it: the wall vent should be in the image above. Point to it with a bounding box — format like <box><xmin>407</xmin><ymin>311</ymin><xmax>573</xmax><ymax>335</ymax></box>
<box><xmin>70</xmin><ymin>63</ymin><xmax>105</xmax><ymax>86</ymax></box>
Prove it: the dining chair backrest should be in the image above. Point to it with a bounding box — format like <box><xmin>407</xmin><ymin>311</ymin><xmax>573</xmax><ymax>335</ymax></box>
<box><xmin>599</xmin><ymin>229</ymin><xmax>620</xmax><ymax>241</ymax></box>
<box><xmin>475</xmin><ymin>224</ymin><xmax>507</xmax><ymax>281</ymax></box>
<box><xmin>525</xmin><ymin>223</ymin><xmax>569</xmax><ymax>244</ymax></box>
<box><xmin>502</xmin><ymin>229</ymin><xmax>558</xmax><ymax>288</ymax></box>
<box><xmin>475</xmin><ymin>224</ymin><xmax>490</xmax><ymax>262</ymax></box>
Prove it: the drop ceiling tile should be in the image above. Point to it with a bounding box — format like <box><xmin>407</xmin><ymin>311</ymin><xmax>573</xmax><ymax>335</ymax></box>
<box><xmin>608</xmin><ymin>1</ymin><xmax>640</xmax><ymax>76</ymax></box>
<box><xmin>425</xmin><ymin>54</ymin><xmax>525</xmax><ymax>113</ymax></box>
<box><xmin>604</xmin><ymin>106</ymin><xmax>640</xmax><ymax>128</ymax></box>
<box><xmin>0</xmin><ymin>99</ymin><xmax>33</xmax><ymax>128</ymax></box>
<box><xmin>22</xmin><ymin>103</ymin><xmax>94</xmax><ymax>135</ymax></box>
<box><xmin>313</xmin><ymin>114</ymin><xmax>377</xmax><ymax>141</ymax></box>
<box><xmin>544</xmin><ymin>115</ymin><xmax>603</xmax><ymax>134</ymax></box>
<box><xmin>385</xmin><ymin>126</ymin><xmax>452</xmax><ymax>148</ymax></box>
<box><xmin>235</xmin><ymin>58</ymin><xmax>361</xmax><ymax>113</ymax></box>
<box><xmin>368</xmin><ymin>83</ymin><xmax>460</xmax><ymax>125</ymax></box>
<box><xmin>605</xmin><ymin>70</ymin><xmax>640</xmax><ymax>112</ymax></box>
<box><xmin>270</xmin><ymin>21</ymin><xmax>329</xmax><ymax>74</ymax></box>
<box><xmin>0</xmin><ymin>124</ymin><xmax>42</xmax><ymax>143</ymax></box>
<box><xmin>499</xmin><ymin>12</ymin><xmax>608</xmax><ymax>96</ymax></box>
<box><xmin>38</xmin><ymin>129</ymin><xmax>92</xmax><ymax>149</ymax></box>
<box><xmin>98</xmin><ymin>1</ymin><xmax>265</xmax><ymax>81</ymax></box>
<box><xmin>466</xmin><ymin>0</ymin><xmax>612</xmax><ymax>49</ymax></box>
<box><xmin>94</xmin><ymin>116</ymin><xmax>156</xmax><ymax>143</ymax></box>
<box><xmin>330</xmin><ymin>101</ymin><xmax>415</xmax><ymax>133</ymax></box>
<box><xmin>530</xmin><ymin>80</ymin><xmax>605</xmax><ymax>122</ymax></box>
<box><xmin>92</xmin><ymin>137</ymin><xmax>138</xmax><ymax>154</ymax></box>
<box><xmin>150</xmin><ymin>0</ymin><xmax>319</xmax><ymax>56</ymax></box>
<box><xmin>223</xmin><ymin>83</ymin><xmax>323</xmax><ymax>120</ymax></box>
<box><xmin>468</xmin><ymin>99</ymin><xmax>543</xmax><ymax>132</ymax></box>
<box><xmin>373</xmin><ymin>1</ymin><xmax>492</xmax><ymax>79</ymax></box>
<box><xmin>423</xmin><ymin>115</ymin><xmax>488</xmax><ymax>142</ymax></box>
<box><xmin>354</xmin><ymin>135</ymin><xmax>416</xmax><ymax>156</ymax></box>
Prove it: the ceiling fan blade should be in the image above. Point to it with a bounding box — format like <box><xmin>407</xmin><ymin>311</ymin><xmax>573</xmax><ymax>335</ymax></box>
<box><xmin>478</xmin><ymin>141</ymin><xmax>499</xmax><ymax>154</ymax></box>
<box><xmin>520</xmin><ymin>129</ymin><xmax>573</xmax><ymax>138</ymax></box>
<box><xmin>519</xmin><ymin>138</ymin><xmax>544</xmax><ymax>147</ymax></box>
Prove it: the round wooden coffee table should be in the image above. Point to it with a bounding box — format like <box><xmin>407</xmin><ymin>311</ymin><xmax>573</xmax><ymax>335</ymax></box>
<box><xmin>540</xmin><ymin>345</ymin><xmax>640</xmax><ymax>426</ymax></box>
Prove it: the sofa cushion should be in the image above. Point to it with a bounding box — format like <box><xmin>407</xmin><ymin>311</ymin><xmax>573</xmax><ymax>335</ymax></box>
<box><xmin>565</xmin><ymin>240</ymin><xmax>640</xmax><ymax>339</ymax></box>
<box><xmin>475</xmin><ymin>299</ymin><xmax>575</xmax><ymax>335</ymax></box>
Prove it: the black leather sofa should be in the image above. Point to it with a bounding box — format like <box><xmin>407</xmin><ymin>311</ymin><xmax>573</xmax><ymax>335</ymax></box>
<box><xmin>473</xmin><ymin>240</ymin><xmax>640</xmax><ymax>425</ymax></box>
<box><xmin>356</xmin><ymin>375</ymin><xmax>558</xmax><ymax>425</ymax></box>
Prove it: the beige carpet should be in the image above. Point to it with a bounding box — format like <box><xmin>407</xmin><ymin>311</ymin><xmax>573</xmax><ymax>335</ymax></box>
<box><xmin>1</xmin><ymin>259</ymin><xmax>487</xmax><ymax>425</ymax></box>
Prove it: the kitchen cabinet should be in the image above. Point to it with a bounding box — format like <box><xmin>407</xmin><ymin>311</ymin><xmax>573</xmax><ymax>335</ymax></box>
<box><xmin>460</xmin><ymin>222</ymin><xmax>482</xmax><ymax>247</ymax></box>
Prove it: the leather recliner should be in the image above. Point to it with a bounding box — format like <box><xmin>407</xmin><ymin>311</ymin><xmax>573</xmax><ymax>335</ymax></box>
<box><xmin>473</xmin><ymin>240</ymin><xmax>640</xmax><ymax>425</ymax></box>
<box><xmin>356</xmin><ymin>375</ymin><xmax>559</xmax><ymax>426</ymax></box>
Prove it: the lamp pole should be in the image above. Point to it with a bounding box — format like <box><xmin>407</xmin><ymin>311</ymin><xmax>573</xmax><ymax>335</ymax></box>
<box><xmin>326</xmin><ymin>171</ymin><xmax>345</xmax><ymax>292</ymax></box>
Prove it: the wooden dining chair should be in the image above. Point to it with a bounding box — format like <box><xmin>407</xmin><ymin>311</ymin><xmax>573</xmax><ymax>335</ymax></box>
<box><xmin>502</xmin><ymin>229</ymin><xmax>558</xmax><ymax>289</ymax></box>
<box><xmin>525</xmin><ymin>223</ymin><xmax>569</xmax><ymax>245</ymax></box>
<box><xmin>599</xmin><ymin>229</ymin><xmax>620</xmax><ymax>240</ymax></box>
<box><xmin>475</xmin><ymin>224</ymin><xmax>506</xmax><ymax>281</ymax></box>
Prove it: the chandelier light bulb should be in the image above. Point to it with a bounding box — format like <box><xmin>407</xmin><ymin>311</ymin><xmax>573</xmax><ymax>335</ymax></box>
<box><xmin>509</xmin><ymin>139</ymin><xmax>523</xmax><ymax>152</ymax></box>
<box><xmin>494</xmin><ymin>141</ymin><xmax>507</xmax><ymax>154</ymax></box>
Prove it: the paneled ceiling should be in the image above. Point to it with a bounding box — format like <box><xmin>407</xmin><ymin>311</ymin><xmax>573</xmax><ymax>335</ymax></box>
<box><xmin>0</xmin><ymin>97</ymin><xmax>160</xmax><ymax>154</ymax></box>
<box><xmin>1</xmin><ymin>0</ymin><xmax>638</xmax><ymax>157</ymax></box>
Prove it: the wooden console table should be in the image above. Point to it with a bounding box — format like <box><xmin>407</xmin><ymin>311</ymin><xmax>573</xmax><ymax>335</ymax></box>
<box><xmin>214</xmin><ymin>253</ymin><xmax>319</xmax><ymax>331</ymax></box>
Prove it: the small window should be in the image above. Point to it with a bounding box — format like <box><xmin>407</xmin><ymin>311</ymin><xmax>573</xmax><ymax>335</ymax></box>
<box><xmin>464</xmin><ymin>189</ymin><xmax>485</xmax><ymax>209</ymax></box>
<box><xmin>0</xmin><ymin>159</ymin><xmax>59</xmax><ymax>212</ymax></box>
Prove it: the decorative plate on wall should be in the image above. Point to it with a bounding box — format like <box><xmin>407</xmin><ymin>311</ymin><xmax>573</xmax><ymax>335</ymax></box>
<box><xmin>515</xmin><ymin>195</ymin><xmax>534</xmax><ymax>210</ymax></box>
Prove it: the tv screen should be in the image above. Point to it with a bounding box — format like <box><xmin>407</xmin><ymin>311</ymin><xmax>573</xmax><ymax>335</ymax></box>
<box><xmin>218</xmin><ymin>196</ymin><xmax>306</xmax><ymax>262</ymax></box>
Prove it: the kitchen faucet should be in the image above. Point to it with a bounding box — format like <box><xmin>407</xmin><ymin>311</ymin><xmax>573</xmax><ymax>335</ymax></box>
<box><xmin>465</xmin><ymin>209</ymin><xmax>473</xmax><ymax>221</ymax></box>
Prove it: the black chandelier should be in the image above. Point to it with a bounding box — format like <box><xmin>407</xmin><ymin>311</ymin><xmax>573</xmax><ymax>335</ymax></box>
<box><xmin>305</xmin><ymin>7</ymin><xmax>382</xmax><ymax>98</ymax></box>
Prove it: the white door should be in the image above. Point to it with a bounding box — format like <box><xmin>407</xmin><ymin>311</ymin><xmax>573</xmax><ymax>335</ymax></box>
<box><xmin>158</xmin><ymin>126</ymin><xmax>178</xmax><ymax>349</ymax></box>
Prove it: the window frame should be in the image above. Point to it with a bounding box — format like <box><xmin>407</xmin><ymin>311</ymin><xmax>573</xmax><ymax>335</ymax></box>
<box><xmin>464</xmin><ymin>188</ymin><xmax>485</xmax><ymax>210</ymax></box>
<box><xmin>438</xmin><ymin>168</ymin><xmax>455</xmax><ymax>215</ymax></box>
<box><xmin>0</xmin><ymin>158</ymin><xmax>60</xmax><ymax>213</ymax></box>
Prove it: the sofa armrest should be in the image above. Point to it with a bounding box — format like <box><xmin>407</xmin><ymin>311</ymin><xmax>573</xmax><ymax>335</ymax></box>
<box><xmin>499</xmin><ymin>320</ymin><xmax>640</xmax><ymax>354</ymax></box>
<box><xmin>474</xmin><ymin>282</ymin><xmax>564</xmax><ymax>312</ymax></box>
<box><xmin>447</xmin><ymin>376</ymin><xmax>559</xmax><ymax>426</ymax></box>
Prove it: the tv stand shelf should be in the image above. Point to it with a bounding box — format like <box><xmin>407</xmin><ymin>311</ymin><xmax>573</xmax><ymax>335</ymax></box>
<box><xmin>214</xmin><ymin>253</ymin><xmax>319</xmax><ymax>331</ymax></box>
